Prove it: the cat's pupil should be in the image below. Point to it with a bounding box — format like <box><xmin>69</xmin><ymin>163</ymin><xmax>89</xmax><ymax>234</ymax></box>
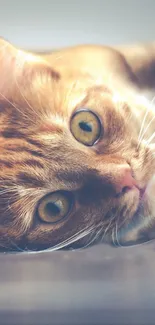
<box><xmin>79</xmin><ymin>121</ymin><xmax>92</xmax><ymax>132</ymax></box>
<box><xmin>45</xmin><ymin>202</ymin><xmax>60</xmax><ymax>217</ymax></box>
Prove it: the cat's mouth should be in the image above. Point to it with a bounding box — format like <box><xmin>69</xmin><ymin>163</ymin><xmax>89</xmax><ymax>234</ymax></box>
<box><xmin>138</xmin><ymin>186</ymin><xmax>146</xmax><ymax>199</ymax></box>
<box><xmin>98</xmin><ymin>148</ymin><xmax>155</xmax><ymax>247</ymax></box>
<box><xmin>117</xmin><ymin>179</ymin><xmax>155</xmax><ymax>246</ymax></box>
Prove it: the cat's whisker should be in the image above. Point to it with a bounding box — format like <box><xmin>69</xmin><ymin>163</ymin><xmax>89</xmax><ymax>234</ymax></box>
<box><xmin>26</xmin><ymin>225</ymin><xmax>97</xmax><ymax>254</ymax></box>
<box><xmin>137</xmin><ymin>96</ymin><xmax>154</xmax><ymax>145</ymax></box>
<box><xmin>47</xmin><ymin>227</ymin><xmax>96</xmax><ymax>252</ymax></box>
<box><xmin>145</xmin><ymin>131</ymin><xmax>155</xmax><ymax>145</ymax></box>
<box><xmin>139</xmin><ymin>115</ymin><xmax>155</xmax><ymax>146</ymax></box>
<box><xmin>138</xmin><ymin>96</ymin><xmax>155</xmax><ymax>147</ymax></box>
<box><xmin>115</xmin><ymin>222</ymin><xmax>122</xmax><ymax>247</ymax></box>
<box><xmin>103</xmin><ymin>218</ymin><xmax>114</xmax><ymax>237</ymax></box>
<box><xmin>82</xmin><ymin>224</ymin><xmax>104</xmax><ymax>248</ymax></box>
<box><xmin>82</xmin><ymin>214</ymin><xmax>117</xmax><ymax>249</ymax></box>
<box><xmin>81</xmin><ymin>230</ymin><xmax>96</xmax><ymax>249</ymax></box>
<box><xmin>13</xmin><ymin>72</ymin><xmax>44</xmax><ymax>123</ymax></box>
<box><xmin>112</xmin><ymin>224</ymin><xmax>121</xmax><ymax>247</ymax></box>
<box><xmin>100</xmin><ymin>215</ymin><xmax>116</xmax><ymax>243</ymax></box>
<box><xmin>0</xmin><ymin>243</ymin><xmax>13</xmax><ymax>251</ymax></box>
<box><xmin>0</xmin><ymin>90</ymin><xmax>29</xmax><ymax>120</ymax></box>
<box><xmin>7</xmin><ymin>239</ymin><xmax>25</xmax><ymax>252</ymax></box>
<box><xmin>107</xmin><ymin>207</ymin><xmax>124</xmax><ymax>247</ymax></box>
<box><xmin>111</xmin><ymin>228</ymin><xmax>117</xmax><ymax>246</ymax></box>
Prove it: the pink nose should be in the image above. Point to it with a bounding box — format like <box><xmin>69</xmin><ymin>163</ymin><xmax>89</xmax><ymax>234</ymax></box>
<box><xmin>114</xmin><ymin>165</ymin><xmax>137</xmax><ymax>196</ymax></box>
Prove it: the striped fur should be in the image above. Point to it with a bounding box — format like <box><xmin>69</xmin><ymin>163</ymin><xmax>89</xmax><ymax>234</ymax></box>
<box><xmin>0</xmin><ymin>39</ymin><xmax>155</xmax><ymax>251</ymax></box>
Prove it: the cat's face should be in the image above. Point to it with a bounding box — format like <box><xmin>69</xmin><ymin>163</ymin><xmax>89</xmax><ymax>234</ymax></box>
<box><xmin>0</xmin><ymin>40</ymin><xmax>155</xmax><ymax>252</ymax></box>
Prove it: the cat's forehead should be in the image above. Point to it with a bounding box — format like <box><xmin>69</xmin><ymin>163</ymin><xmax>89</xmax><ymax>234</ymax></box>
<box><xmin>11</xmin><ymin>67</ymin><xmax>111</xmax><ymax>105</ymax></box>
<box><xmin>1</xmin><ymin>56</ymin><xmax>127</xmax><ymax>123</ymax></box>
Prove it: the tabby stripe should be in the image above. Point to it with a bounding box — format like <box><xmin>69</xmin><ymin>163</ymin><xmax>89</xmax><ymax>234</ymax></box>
<box><xmin>0</xmin><ymin>159</ymin><xmax>13</xmax><ymax>168</ymax></box>
<box><xmin>17</xmin><ymin>172</ymin><xmax>45</xmax><ymax>187</ymax></box>
<box><xmin>1</xmin><ymin>131</ymin><xmax>45</xmax><ymax>150</ymax></box>
<box><xmin>4</xmin><ymin>146</ymin><xmax>45</xmax><ymax>158</ymax></box>
<box><xmin>0</xmin><ymin>159</ymin><xmax>44</xmax><ymax>169</ymax></box>
<box><xmin>1</xmin><ymin>130</ymin><xmax>25</xmax><ymax>138</ymax></box>
<box><xmin>23</xmin><ymin>159</ymin><xmax>44</xmax><ymax>169</ymax></box>
<box><xmin>26</xmin><ymin>138</ymin><xmax>45</xmax><ymax>148</ymax></box>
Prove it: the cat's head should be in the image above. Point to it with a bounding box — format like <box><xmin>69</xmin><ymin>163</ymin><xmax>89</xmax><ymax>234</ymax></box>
<box><xmin>0</xmin><ymin>39</ymin><xmax>155</xmax><ymax>252</ymax></box>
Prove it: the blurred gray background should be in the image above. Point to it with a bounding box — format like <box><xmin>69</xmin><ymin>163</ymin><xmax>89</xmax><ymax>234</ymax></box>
<box><xmin>0</xmin><ymin>0</ymin><xmax>155</xmax><ymax>50</ymax></box>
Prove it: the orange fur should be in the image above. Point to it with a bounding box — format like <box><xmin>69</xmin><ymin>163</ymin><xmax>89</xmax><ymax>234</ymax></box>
<box><xmin>0</xmin><ymin>39</ymin><xmax>154</xmax><ymax>251</ymax></box>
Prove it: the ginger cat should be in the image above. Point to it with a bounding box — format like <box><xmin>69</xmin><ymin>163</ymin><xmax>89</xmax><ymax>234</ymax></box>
<box><xmin>0</xmin><ymin>38</ymin><xmax>155</xmax><ymax>251</ymax></box>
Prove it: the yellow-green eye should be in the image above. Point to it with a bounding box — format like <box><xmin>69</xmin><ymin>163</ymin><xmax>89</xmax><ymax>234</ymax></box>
<box><xmin>37</xmin><ymin>191</ymin><xmax>73</xmax><ymax>224</ymax></box>
<box><xmin>70</xmin><ymin>109</ymin><xmax>102</xmax><ymax>146</ymax></box>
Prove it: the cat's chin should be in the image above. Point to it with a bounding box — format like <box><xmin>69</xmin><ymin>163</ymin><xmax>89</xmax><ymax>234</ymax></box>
<box><xmin>116</xmin><ymin>175</ymin><xmax>155</xmax><ymax>246</ymax></box>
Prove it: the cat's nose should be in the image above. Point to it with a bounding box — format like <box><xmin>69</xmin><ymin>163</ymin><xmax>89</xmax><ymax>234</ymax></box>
<box><xmin>114</xmin><ymin>165</ymin><xmax>137</xmax><ymax>197</ymax></box>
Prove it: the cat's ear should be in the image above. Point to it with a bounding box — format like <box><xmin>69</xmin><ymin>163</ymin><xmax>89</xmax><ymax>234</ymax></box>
<box><xmin>0</xmin><ymin>38</ymin><xmax>60</xmax><ymax>99</ymax></box>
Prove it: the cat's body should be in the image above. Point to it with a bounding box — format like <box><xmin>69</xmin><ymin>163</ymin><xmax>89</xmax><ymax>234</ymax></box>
<box><xmin>0</xmin><ymin>39</ymin><xmax>155</xmax><ymax>251</ymax></box>
<box><xmin>41</xmin><ymin>43</ymin><xmax>155</xmax><ymax>93</ymax></box>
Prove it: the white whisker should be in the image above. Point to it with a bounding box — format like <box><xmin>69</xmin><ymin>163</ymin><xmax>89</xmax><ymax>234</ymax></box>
<box><xmin>140</xmin><ymin>115</ymin><xmax>155</xmax><ymax>143</ymax></box>
<box><xmin>8</xmin><ymin>239</ymin><xmax>25</xmax><ymax>252</ymax></box>
<box><xmin>0</xmin><ymin>91</ymin><xmax>28</xmax><ymax>120</ymax></box>
<box><xmin>145</xmin><ymin>131</ymin><xmax>155</xmax><ymax>145</ymax></box>
<box><xmin>138</xmin><ymin>96</ymin><xmax>155</xmax><ymax>147</ymax></box>
<box><xmin>13</xmin><ymin>68</ymin><xmax>43</xmax><ymax>122</ymax></box>
<box><xmin>24</xmin><ymin>225</ymin><xmax>96</xmax><ymax>254</ymax></box>
<box><xmin>115</xmin><ymin>222</ymin><xmax>122</xmax><ymax>247</ymax></box>
<box><xmin>111</xmin><ymin>228</ymin><xmax>117</xmax><ymax>246</ymax></box>
<box><xmin>138</xmin><ymin>96</ymin><xmax>154</xmax><ymax>144</ymax></box>
<box><xmin>82</xmin><ymin>223</ymin><xmax>103</xmax><ymax>248</ymax></box>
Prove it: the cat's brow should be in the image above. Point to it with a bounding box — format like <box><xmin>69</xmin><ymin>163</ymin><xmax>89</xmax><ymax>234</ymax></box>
<box><xmin>75</xmin><ymin>85</ymin><xmax>111</xmax><ymax>110</ymax></box>
<box><xmin>57</xmin><ymin>169</ymin><xmax>96</xmax><ymax>184</ymax></box>
<box><xmin>5</xmin><ymin>145</ymin><xmax>45</xmax><ymax>158</ymax></box>
<box><xmin>87</xmin><ymin>85</ymin><xmax>111</xmax><ymax>95</ymax></box>
<box><xmin>16</xmin><ymin>172</ymin><xmax>45</xmax><ymax>188</ymax></box>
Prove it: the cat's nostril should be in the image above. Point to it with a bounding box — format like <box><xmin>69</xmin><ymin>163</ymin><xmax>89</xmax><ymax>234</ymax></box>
<box><xmin>114</xmin><ymin>166</ymin><xmax>137</xmax><ymax>197</ymax></box>
<box><xmin>115</xmin><ymin>186</ymin><xmax>131</xmax><ymax>198</ymax></box>
<box><xmin>115</xmin><ymin>186</ymin><xmax>130</xmax><ymax>198</ymax></box>
<box><xmin>122</xmin><ymin>186</ymin><xmax>131</xmax><ymax>194</ymax></box>
<box><xmin>114</xmin><ymin>185</ymin><xmax>131</xmax><ymax>198</ymax></box>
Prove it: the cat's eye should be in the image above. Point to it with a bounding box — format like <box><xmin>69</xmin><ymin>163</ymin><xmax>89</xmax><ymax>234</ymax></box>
<box><xmin>70</xmin><ymin>109</ymin><xmax>102</xmax><ymax>146</ymax></box>
<box><xmin>37</xmin><ymin>191</ymin><xmax>73</xmax><ymax>224</ymax></box>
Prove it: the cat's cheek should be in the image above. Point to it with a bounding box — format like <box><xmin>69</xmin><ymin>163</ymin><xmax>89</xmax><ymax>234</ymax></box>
<box><xmin>143</xmin><ymin>175</ymin><xmax>155</xmax><ymax>217</ymax></box>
